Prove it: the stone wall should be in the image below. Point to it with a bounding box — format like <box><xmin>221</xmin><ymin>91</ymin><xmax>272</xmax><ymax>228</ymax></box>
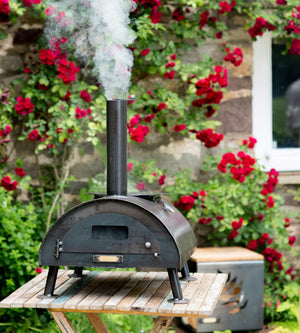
<box><xmin>1</xmin><ymin>13</ymin><xmax>299</xmax><ymax>271</ymax></box>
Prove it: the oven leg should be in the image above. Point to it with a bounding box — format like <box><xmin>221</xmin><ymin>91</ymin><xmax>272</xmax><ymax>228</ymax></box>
<box><xmin>69</xmin><ymin>266</ymin><xmax>84</xmax><ymax>278</ymax></box>
<box><xmin>167</xmin><ymin>268</ymin><xmax>189</xmax><ymax>304</ymax></box>
<box><xmin>38</xmin><ymin>266</ymin><xmax>59</xmax><ymax>298</ymax></box>
<box><xmin>180</xmin><ymin>263</ymin><xmax>197</xmax><ymax>281</ymax></box>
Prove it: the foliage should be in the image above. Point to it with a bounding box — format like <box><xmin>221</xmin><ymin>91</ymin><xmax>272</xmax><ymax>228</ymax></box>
<box><xmin>269</xmin><ymin>321</ymin><xmax>299</xmax><ymax>333</ymax></box>
<box><xmin>0</xmin><ymin>168</ymin><xmax>58</xmax><ymax>332</ymax></box>
<box><xmin>0</xmin><ymin>171</ymin><xmax>39</xmax><ymax>300</ymax></box>
<box><xmin>275</xmin><ymin>281</ymin><xmax>300</xmax><ymax>331</ymax></box>
<box><xmin>66</xmin><ymin>312</ymin><xmax>154</xmax><ymax>333</ymax></box>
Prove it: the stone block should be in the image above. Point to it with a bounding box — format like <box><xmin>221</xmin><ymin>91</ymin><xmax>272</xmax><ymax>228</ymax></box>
<box><xmin>227</xmin><ymin>76</ymin><xmax>251</xmax><ymax>91</ymax></box>
<box><xmin>217</xmin><ymin>97</ymin><xmax>252</xmax><ymax>133</ymax></box>
<box><xmin>130</xmin><ymin>135</ymin><xmax>202</xmax><ymax>177</ymax></box>
<box><xmin>0</xmin><ymin>54</ymin><xmax>23</xmax><ymax>73</ymax></box>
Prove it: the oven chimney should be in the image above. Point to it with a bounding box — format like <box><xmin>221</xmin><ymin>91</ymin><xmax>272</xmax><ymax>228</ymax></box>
<box><xmin>106</xmin><ymin>99</ymin><xmax>128</xmax><ymax>196</ymax></box>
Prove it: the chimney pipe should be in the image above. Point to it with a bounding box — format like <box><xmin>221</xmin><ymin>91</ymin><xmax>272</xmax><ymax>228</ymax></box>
<box><xmin>106</xmin><ymin>99</ymin><xmax>128</xmax><ymax>196</ymax></box>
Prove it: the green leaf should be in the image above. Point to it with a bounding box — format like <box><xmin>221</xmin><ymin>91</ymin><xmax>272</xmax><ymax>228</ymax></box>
<box><xmin>15</xmin><ymin>159</ymin><xmax>23</xmax><ymax>168</ymax></box>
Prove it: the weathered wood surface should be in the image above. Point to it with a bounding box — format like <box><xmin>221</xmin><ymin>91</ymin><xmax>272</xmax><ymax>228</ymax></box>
<box><xmin>0</xmin><ymin>269</ymin><xmax>227</xmax><ymax>318</ymax></box>
<box><xmin>190</xmin><ymin>246</ymin><xmax>264</xmax><ymax>262</ymax></box>
<box><xmin>150</xmin><ymin>316</ymin><xmax>173</xmax><ymax>333</ymax></box>
<box><xmin>50</xmin><ymin>311</ymin><xmax>77</xmax><ymax>333</ymax></box>
<box><xmin>85</xmin><ymin>313</ymin><xmax>110</xmax><ymax>333</ymax></box>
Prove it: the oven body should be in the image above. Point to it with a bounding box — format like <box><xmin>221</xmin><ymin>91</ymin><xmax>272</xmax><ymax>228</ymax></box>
<box><xmin>39</xmin><ymin>195</ymin><xmax>196</xmax><ymax>269</ymax></box>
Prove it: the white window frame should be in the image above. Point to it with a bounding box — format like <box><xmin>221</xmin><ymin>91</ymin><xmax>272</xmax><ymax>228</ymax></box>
<box><xmin>252</xmin><ymin>32</ymin><xmax>300</xmax><ymax>172</ymax></box>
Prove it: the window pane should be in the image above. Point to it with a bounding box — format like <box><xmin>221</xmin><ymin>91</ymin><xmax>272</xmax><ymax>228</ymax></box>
<box><xmin>272</xmin><ymin>43</ymin><xmax>300</xmax><ymax>148</ymax></box>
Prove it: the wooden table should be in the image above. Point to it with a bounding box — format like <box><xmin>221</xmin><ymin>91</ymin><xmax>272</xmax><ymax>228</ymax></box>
<box><xmin>0</xmin><ymin>269</ymin><xmax>227</xmax><ymax>333</ymax></box>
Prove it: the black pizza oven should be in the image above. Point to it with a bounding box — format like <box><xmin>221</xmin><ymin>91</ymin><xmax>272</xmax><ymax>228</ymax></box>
<box><xmin>39</xmin><ymin>99</ymin><xmax>196</xmax><ymax>303</ymax></box>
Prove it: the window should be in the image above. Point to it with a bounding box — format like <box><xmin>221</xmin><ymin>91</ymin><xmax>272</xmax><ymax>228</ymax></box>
<box><xmin>252</xmin><ymin>32</ymin><xmax>300</xmax><ymax>172</ymax></box>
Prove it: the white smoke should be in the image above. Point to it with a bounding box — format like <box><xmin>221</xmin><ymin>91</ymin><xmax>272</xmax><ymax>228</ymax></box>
<box><xmin>44</xmin><ymin>0</ymin><xmax>136</xmax><ymax>100</ymax></box>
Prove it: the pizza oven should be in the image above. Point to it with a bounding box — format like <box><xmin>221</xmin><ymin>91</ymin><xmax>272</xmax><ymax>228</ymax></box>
<box><xmin>39</xmin><ymin>99</ymin><xmax>196</xmax><ymax>303</ymax></box>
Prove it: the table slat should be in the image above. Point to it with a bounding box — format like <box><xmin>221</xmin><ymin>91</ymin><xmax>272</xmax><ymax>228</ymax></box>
<box><xmin>62</xmin><ymin>271</ymin><xmax>111</xmax><ymax>310</ymax></box>
<box><xmin>50</xmin><ymin>271</ymin><xmax>100</xmax><ymax>309</ymax></box>
<box><xmin>76</xmin><ymin>271</ymin><xmax>115</xmax><ymax>310</ymax></box>
<box><xmin>87</xmin><ymin>272</ymin><xmax>135</xmax><ymax>311</ymax></box>
<box><xmin>117</xmin><ymin>272</ymin><xmax>158</xmax><ymax>312</ymax></box>
<box><xmin>143</xmin><ymin>279</ymin><xmax>171</xmax><ymax>313</ymax></box>
<box><xmin>172</xmin><ymin>273</ymin><xmax>205</xmax><ymax>315</ymax></box>
<box><xmin>185</xmin><ymin>273</ymin><xmax>216</xmax><ymax>315</ymax></box>
<box><xmin>131</xmin><ymin>271</ymin><xmax>166</xmax><ymax>312</ymax></box>
<box><xmin>104</xmin><ymin>272</ymin><xmax>147</xmax><ymax>311</ymax></box>
<box><xmin>198</xmin><ymin>273</ymin><xmax>228</xmax><ymax>315</ymax></box>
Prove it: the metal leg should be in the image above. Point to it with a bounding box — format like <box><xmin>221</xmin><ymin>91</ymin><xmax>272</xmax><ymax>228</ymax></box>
<box><xmin>38</xmin><ymin>266</ymin><xmax>59</xmax><ymax>298</ymax></box>
<box><xmin>180</xmin><ymin>263</ymin><xmax>197</xmax><ymax>281</ymax></box>
<box><xmin>167</xmin><ymin>268</ymin><xmax>189</xmax><ymax>304</ymax></box>
<box><xmin>69</xmin><ymin>266</ymin><xmax>84</xmax><ymax>278</ymax></box>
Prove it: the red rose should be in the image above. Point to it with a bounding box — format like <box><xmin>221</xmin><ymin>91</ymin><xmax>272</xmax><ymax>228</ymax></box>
<box><xmin>224</xmin><ymin>47</ymin><xmax>243</xmax><ymax>67</ymax></box>
<box><xmin>136</xmin><ymin>182</ymin><xmax>146</xmax><ymax>191</ymax></box>
<box><xmin>129</xmin><ymin>114</ymin><xmax>142</xmax><ymax>128</ymax></box>
<box><xmin>1</xmin><ymin>175</ymin><xmax>18</xmax><ymax>191</ymax></box>
<box><xmin>15</xmin><ymin>167</ymin><xmax>26</xmax><ymax>177</ymax></box>
<box><xmin>156</xmin><ymin>103</ymin><xmax>167</xmax><ymax>112</ymax></box>
<box><xmin>199</xmin><ymin>190</ymin><xmax>207</xmax><ymax>197</ymax></box>
<box><xmin>39</xmin><ymin>49</ymin><xmax>55</xmax><ymax>65</ymax></box>
<box><xmin>164</xmin><ymin>70</ymin><xmax>175</xmax><ymax>79</ymax></box>
<box><xmin>247</xmin><ymin>240</ymin><xmax>258</xmax><ymax>250</ymax></box>
<box><xmin>128</xmin><ymin>124</ymin><xmax>149</xmax><ymax>143</ymax></box>
<box><xmin>80</xmin><ymin>90</ymin><xmax>91</xmax><ymax>103</ymax></box>
<box><xmin>144</xmin><ymin>114</ymin><xmax>155</xmax><ymax>123</ymax></box>
<box><xmin>15</xmin><ymin>97</ymin><xmax>34</xmax><ymax>115</ymax></box>
<box><xmin>289</xmin><ymin>39</ymin><xmax>300</xmax><ymax>55</ymax></box>
<box><xmin>216</xmin><ymin>31</ymin><xmax>223</xmax><ymax>39</ymax></box>
<box><xmin>165</xmin><ymin>61</ymin><xmax>175</xmax><ymax>68</ymax></box>
<box><xmin>174</xmin><ymin>124</ymin><xmax>186</xmax><ymax>132</ymax></box>
<box><xmin>57</xmin><ymin>59</ymin><xmax>79</xmax><ymax>85</ymax></box>
<box><xmin>75</xmin><ymin>107</ymin><xmax>87</xmax><ymax>119</ymax></box>
<box><xmin>227</xmin><ymin>229</ymin><xmax>238</xmax><ymax>240</ymax></box>
<box><xmin>267</xmin><ymin>196</ymin><xmax>274</xmax><ymax>208</ymax></box>
<box><xmin>28</xmin><ymin>129</ymin><xmax>42</xmax><ymax>141</ymax></box>
<box><xmin>289</xmin><ymin>236</ymin><xmax>296</xmax><ymax>246</ymax></box>
<box><xmin>196</xmin><ymin>128</ymin><xmax>223</xmax><ymax>148</ymax></box>
<box><xmin>158</xmin><ymin>174</ymin><xmax>165</xmax><ymax>185</ymax></box>
<box><xmin>141</xmin><ymin>48</ymin><xmax>150</xmax><ymax>57</ymax></box>
<box><xmin>0</xmin><ymin>125</ymin><xmax>11</xmax><ymax>137</ymax></box>
<box><xmin>149</xmin><ymin>7</ymin><xmax>161</xmax><ymax>24</ymax></box>
<box><xmin>172</xmin><ymin>7</ymin><xmax>184</xmax><ymax>21</ymax></box>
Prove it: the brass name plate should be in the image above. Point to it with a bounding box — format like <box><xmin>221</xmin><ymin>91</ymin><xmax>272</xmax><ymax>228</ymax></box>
<box><xmin>93</xmin><ymin>254</ymin><xmax>123</xmax><ymax>263</ymax></box>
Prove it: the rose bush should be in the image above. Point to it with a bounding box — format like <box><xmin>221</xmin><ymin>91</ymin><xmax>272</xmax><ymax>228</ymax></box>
<box><xmin>164</xmin><ymin>139</ymin><xmax>297</xmax><ymax>321</ymax></box>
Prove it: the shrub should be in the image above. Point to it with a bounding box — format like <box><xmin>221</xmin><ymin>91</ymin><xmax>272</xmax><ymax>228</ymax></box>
<box><xmin>164</xmin><ymin>139</ymin><xmax>297</xmax><ymax>322</ymax></box>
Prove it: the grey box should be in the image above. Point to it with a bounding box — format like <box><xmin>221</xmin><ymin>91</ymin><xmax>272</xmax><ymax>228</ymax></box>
<box><xmin>184</xmin><ymin>247</ymin><xmax>264</xmax><ymax>332</ymax></box>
